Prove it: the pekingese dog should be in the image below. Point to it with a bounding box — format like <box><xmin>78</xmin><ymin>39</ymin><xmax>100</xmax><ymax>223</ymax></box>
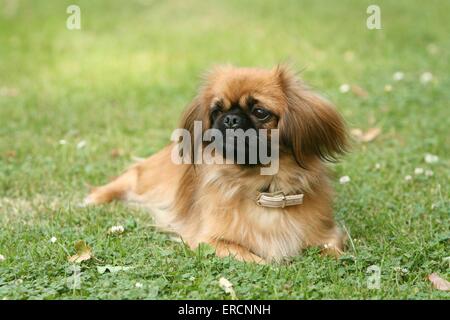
<box><xmin>85</xmin><ymin>65</ymin><xmax>348</xmax><ymax>263</ymax></box>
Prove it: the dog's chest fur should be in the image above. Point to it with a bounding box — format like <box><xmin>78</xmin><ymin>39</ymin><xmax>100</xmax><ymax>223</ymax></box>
<box><xmin>174</xmin><ymin>158</ymin><xmax>332</xmax><ymax>261</ymax></box>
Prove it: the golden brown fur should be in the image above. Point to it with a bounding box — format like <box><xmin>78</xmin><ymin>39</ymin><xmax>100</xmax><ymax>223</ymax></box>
<box><xmin>85</xmin><ymin>65</ymin><xmax>348</xmax><ymax>263</ymax></box>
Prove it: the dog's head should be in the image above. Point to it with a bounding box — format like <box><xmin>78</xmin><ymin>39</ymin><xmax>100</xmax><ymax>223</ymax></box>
<box><xmin>179</xmin><ymin>65</ymin><xmax>348</xmax><ymax>167</ymax></box>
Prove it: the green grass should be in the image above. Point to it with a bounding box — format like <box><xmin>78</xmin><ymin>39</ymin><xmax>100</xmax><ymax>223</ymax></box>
<box><xmin>0</xmin><ymin>0</ymin><xmax>449</xmax><ymax>299</ymax></box>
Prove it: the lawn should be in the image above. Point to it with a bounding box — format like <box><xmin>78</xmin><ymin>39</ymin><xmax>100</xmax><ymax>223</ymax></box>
<box><xmin>0</xmin><ymin>0</ymin><xmax>449</xmax><ymax>299</ymax></box>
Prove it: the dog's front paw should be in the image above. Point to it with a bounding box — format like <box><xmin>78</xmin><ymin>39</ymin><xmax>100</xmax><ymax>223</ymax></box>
<box><xmin>320</xmin><ymin>243</ymin><xmax>344</xmax><ymax>258</ymax></box>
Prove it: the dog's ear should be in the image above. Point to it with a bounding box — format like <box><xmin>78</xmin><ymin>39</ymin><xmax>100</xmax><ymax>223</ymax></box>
<box><xmin>178</xmin><ymin>95</ymin><xmax>209</xmax><ymax>162</ymax></box>
<box><xmin>179</xmin><ymin>95</ymin><xmax>203</xmax><ymax>137</ymax></box>
<box><xmin>276</xmin><ymin>66</ymin><xmax>348</xmax><ymax>166</ymax></box>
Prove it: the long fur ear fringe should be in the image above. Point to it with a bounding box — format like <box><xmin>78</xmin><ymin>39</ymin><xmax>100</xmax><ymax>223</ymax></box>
<box><xmin>276</xmin><ymin>65</ymin><xmax>349</xmax><ymax>166</ymax></box>
<box><xmin>177</xmin><ymin>95</ymin><xmax>204</xmax><ymax>163</ymax></box>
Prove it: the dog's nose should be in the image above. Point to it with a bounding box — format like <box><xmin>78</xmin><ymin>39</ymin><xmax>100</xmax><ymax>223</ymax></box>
<box><xmin>223</xmin><ymin>114</ymin><xmax>242</xmax><ymax>129</ymax></box>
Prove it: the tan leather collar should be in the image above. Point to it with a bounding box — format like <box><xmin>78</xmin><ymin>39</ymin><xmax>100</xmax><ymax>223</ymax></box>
<box><xmin>256</xmin><ymin>191</ymin><xmax>304</xmax><ymax>208</ymax></box>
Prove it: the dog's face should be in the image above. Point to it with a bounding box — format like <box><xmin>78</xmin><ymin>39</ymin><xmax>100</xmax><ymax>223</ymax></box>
<box><xmin>180</xmin><ymin>65</ymin><xmax>347</xmax><ymax>167</ymax></box>
<box><xmin>207</xmin><ymin>79</ymin><xmax>281</xmax><ymax>164</ymax></box>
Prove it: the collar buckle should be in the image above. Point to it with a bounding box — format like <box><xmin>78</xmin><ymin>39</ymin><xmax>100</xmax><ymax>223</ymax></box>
<box><xmin>256</xmin><ymin>191</ymin><xmax>304</xmax><ymax>208</ymax></box>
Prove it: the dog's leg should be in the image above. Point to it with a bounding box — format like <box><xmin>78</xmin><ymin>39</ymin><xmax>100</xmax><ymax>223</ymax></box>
<box><xmin>209</xmin><ymin>240</ymin><xmax>266</xmax><ymax>264</ymax></box>
<box><xmin>83</xmin><ymin>168</ymin><xmax>138</xmax><ymax>206</ymax></box>
<box><xmin>319</xmin><ymin>226</ymin><xmax>346</xmax><ymax>258</ymax></box>
<box><xmin>83</xmin><ymin>145</ymin><xmax>181</xmax><ymax>207</ymax></box>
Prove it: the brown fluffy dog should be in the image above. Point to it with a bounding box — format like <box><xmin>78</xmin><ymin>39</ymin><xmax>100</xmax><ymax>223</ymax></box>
<box><xmin>85</xmin><ymin>65</ymin><xmax>348</xmax><ymax>263</ymax></box>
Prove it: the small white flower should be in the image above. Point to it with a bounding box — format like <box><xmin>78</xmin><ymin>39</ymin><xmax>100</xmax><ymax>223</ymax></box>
<box><xmin>420</xmin><ymin>72</ymin><xmax>433</xmax><ymax>84</ymax></box>
<box><xmin>424</xmin><ymin>153</ymin><xmax>439</xmax><ymax>164</ymax></box>
<box><xmin>393</xmin><ymin>72</ymin><xmax>404</xmax><ymax>81</ymax></box>
<box><xmin>108</xmin><ymin>225</ymin><xmax>125</xmax><ymax>234</ymax></box>
<box><xmin>425</xmin><ymin>170</ymin><xmax>434</xmax><ymax>177</ymax></box>
<box><xmin>414</xmin><ymin>167</ymin><xmax>424</xmax><ymax>175</ymax></box>
<box><xmin>0</xmin><ymin>254</ymin><xmax>5</xmax><ymax>262</ymax></box>
<box><xmin>375</xmin><ymin>163</ymin><xmax>381</xmax><ymax>170</ymax></box>
<box><xmin>339</xmin><ymin>84</ymin><xmax>350</xmax><ymax>93</ymax></box>
<box><xmin>76</xmin><ymin>140</ymin><xmax>87</xmax><ymax>149</ymax></box>
<box><xmin>443</xmin><ymin>257</ymin><xmax>450</xmax><ymax>267</ymax></box>
<box><xmin>59</xmin><ymin>139</ymin><xmax>67</xmax><ymax>145</ymax></box>
<box><xmin>219</xmin><ymin>277</ymin><xmax>237</xmax><ymax>300</ymax></box>
<box><xmin>50</xmin><ymin>236</ymin><xmax>57</xmax><ymax>243</ymax></box>
<box><xmin>394</xmin><ymin>267</ymin><xmax>409</xmax><ymax>274</ymax></box>
<box><xmin>404</xmin><ymin>175</ymin><xmax>412</xmax><ymax>181</ymax></box>
<box><xmin>384</xmin><ymin>84</ymin><xmax>393</xmax><ymax>92</ymax></box>
<box><xmin>339</xmin><ymin>176</ymin><xmax>351</xmax><ymax>184</ymax></box>
<box><xmin>135</xmin><ymin>282</ymin><xmax>143</xmax><ymax>288</ymax></box>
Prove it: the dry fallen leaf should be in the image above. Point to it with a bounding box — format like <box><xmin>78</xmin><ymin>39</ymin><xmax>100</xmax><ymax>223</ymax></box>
<box><xmin>110</xmin><ymin>148</ymin><xmax>124</xmax><ymax>158</ymax></box>
<box><xmin>219</xmin><ymin>277</ymin><xmax>237</xmax><ymax>300</ymax></box>
<box><xmin>361</xmin><ymin>127</ymin><xmax>381</xmax><ymax>142</ymax></box>
<box><xmin>351</xmin><ymin>127</ymin><xmax>381</xmax><ymax>143</ymax></box>
<box><xmin>4</xmin><ymin>150</ymin><xmax>16</xmax><ymax>158</ymax></box>
<box><xmin>351</xmin><ymin>85</ymin><xmax>369</xmax><ymax>98</ymax></box>
<box><xmin>428</xmin><ymin>273</ymin><xmax>450</xmax><ymax>291</ymax></box>
<box><xmin>0</xmin><ymin>87</ymin><xmax>20</xmax><ymax>97</ymax></box>
<box><xmin>68</xmin><ymin>240</ymin><xmax>92</xmax><ymax>263</ymax></box>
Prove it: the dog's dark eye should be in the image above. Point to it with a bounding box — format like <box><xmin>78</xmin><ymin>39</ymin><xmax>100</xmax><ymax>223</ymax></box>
<box><xmin>211</xmin><ymin>106</ymin><xmax>222</xmax><ymax>121</ymax></box>
<box><xmin>252</xmin><ymin>107</ymin><xmax>271</xmax><ymax>121</ymax></box>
